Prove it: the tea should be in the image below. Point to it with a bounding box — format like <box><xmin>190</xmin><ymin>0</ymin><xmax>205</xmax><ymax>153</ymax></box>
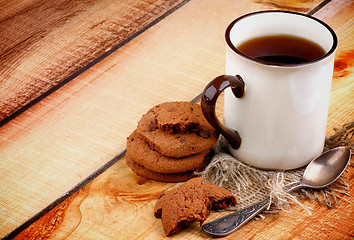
<box><xmin>237</xmin><ymin>35</ymin><xmax>326</xmax><ymax>64</ymax></box>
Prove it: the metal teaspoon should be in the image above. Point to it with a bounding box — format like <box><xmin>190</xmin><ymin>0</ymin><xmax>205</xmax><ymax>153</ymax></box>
<box><xmin>202</xmin><ymin>146</ymin><xmax>351</xmax><ymax>237</ymax></box>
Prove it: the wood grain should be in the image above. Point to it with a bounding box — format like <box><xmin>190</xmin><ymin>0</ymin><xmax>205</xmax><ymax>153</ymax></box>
<box><xmin>1</xmin><ymin>0</ymin><xmax>353</xmax><ymax>239</ymax></box>
<box><xmin>14</xmin><ymin>159</ymin><xmax>354</xmax><ymax>239</ymax></box>
<box><xmin>314</xmin><ymin>0</ymin><xmax>354</xmax><ymax>134</ymax></box>
<box><xmin>0</xmin><ymin>0</ymin><xmax>188</xmax><ymax>123</ymax></box>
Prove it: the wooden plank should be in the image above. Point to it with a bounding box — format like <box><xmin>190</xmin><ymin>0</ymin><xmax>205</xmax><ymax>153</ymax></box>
<box><xmin>0</xmin><ymin>0</ymin><xmax>188</xmax><ymax>123</ymax></box>
<box><xmin>14</xmin><ymin>157</ymin><xmax>354</xmax><ymax>239</ymax></box>
<box><xmin>1</xmin><ymin>0</ymin><xmax>352</xmax><ymax>238</ymax></box>
<box><xmin>313</xmin><ymin>0</ymin><xmax>354</xmax><ymax>134</ymax></box>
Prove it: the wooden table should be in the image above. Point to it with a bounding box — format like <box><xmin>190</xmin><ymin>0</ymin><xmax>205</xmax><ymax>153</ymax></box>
<box><xmin>1</xmin><ymin>0</ymin><xmax>353</xmax><ymax>239</ymax></box>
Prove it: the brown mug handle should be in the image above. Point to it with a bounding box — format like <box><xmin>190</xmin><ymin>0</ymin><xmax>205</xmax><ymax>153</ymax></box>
<box><xmin>201</xmin><ymin>75</ymin><xmax>245</xmax><ymax>149</ymax></box>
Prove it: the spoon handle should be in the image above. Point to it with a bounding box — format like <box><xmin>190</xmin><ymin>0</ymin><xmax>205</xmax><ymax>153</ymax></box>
<box><xmin>202</xmin><ymin>196</ymin><xmax>270</xmax><ymax>237</ymax></box>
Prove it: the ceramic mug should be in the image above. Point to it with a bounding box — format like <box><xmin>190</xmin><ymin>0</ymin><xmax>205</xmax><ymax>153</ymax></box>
<box><xmin>201</xmin><ymin>11</ymin><xmax>337</xmax><ymax>170</ymax></box>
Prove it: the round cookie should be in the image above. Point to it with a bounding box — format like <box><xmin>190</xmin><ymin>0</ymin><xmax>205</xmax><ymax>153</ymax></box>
<box><xmin>151</xmin><ymin>101</ymin><xmax>209</xmax><ymax>134</ymax></box>
<box><xmin>126</xmin><ymin>156</ymin><xmax>195</xmax><ymax>183</ymax></box>
<box><xmin>137</xmin><ymin>109</ymin><xmax>219</xmax><ymax>158</ymax></box>
<box><xmin>127</xmin><ymin>130</ymin><xmax>211</xmax><ymax>173</ymax></box>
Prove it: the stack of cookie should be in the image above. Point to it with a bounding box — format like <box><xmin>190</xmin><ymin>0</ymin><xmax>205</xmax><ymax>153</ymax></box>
<box><xmin>126</xmin><ymin>101</ymin><xmax>219</xmax><ymax>182</ymax></box>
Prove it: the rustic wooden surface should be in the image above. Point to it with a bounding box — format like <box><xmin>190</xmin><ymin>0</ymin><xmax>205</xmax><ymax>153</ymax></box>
<box><xmin>0</xmin><ymin>0</ymin><xmax>187</xmax><ymax>122</ymax></box>
<box><xmin>0</xmin><ymin>0</ymin><xmax>353</xmax><ymax>239</ymax></box>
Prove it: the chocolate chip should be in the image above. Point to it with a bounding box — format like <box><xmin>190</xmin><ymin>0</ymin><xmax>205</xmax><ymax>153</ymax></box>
<box><xmin>179</xmin><ymin>138</ymin><xmax>187</xmax><ymax>145</ymax></box>
<box><xmin>197</xmin><ymin>129</ymin><xmax>210</xmax><ymax>139</ymax></box>
<box><xmin>147</xmin><ymin>119</ymin><xmax>158</xmax><ymax>132</ymax></box>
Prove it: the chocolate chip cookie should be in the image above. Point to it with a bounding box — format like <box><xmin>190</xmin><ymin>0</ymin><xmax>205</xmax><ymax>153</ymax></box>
<box><xmin>127</xmin><ymin>130</ymin><xmax>211</xmax><ymax>173</ymax></box>
<box><xmin>151</xmin><ymin>101</ymin><xmax>209</xmax><ymax>133</ymax></box>
<box><xmin>137</xmin><ymin>104</ymin><xmax>218</xmax><ymax>158</ymax></box>
<box><xmin>154</xmin><ymin>177</ymin><xmax>237</xmax><ymax>236</ymax></box>
<box><xmin>126</xmin><ymin>156</ymin><xmax>195</xmax><ymax>183</ymax></box>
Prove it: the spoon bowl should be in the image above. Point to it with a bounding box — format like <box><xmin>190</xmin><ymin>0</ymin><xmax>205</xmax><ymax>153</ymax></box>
<box><xmin>301</xmin><ymin>147</ymin><xmax>351</xmax><ymax>188</ymax></box>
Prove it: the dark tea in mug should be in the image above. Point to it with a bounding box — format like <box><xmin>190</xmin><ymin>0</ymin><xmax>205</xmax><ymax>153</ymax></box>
<box><xmin>237</xmin><ymin>34</ymin><xmax>326</xmax><ymax>64</ymax></box>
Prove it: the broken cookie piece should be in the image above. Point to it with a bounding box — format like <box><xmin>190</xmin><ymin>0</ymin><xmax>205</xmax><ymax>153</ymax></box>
<box><xmin>154</xmin><ymin>177</ymin><xmax>210</xmax><ymax>236</ymax></box>
<box><xmin>154</xmin><ymin>177</ymin><xmax>236</xmax><ymax>236</ymax></box>
<box><xmin>203</xmin><ymin>183</ymin><xmax>237</xmax><ymax>210</ymax></box>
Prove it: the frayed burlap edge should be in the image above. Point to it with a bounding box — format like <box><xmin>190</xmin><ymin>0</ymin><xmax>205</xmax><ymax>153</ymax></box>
<box><xmin>196</xmin><ymin>121</ymin><xmax>353</xmax><ymax>215</ymax></box>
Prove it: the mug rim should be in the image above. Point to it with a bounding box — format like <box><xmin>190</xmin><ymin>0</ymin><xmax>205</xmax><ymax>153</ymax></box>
<box><xmin>225</xmin><ymin>10</ymin><xmax>338</xmax><ymax>67</ymax></box>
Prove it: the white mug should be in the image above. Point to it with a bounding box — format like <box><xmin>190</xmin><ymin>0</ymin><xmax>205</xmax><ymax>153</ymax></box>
<box><xmin>201</xmin><ymin>11</ymin><xmax>337</xmax><ymax>170</ymax></box>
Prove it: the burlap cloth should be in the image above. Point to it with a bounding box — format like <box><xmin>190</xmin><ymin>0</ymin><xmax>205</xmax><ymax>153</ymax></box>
<box><xmin>197</xmin><ymin>121</ymin><xmax>353</xmax><ymax>215</ymax></box>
